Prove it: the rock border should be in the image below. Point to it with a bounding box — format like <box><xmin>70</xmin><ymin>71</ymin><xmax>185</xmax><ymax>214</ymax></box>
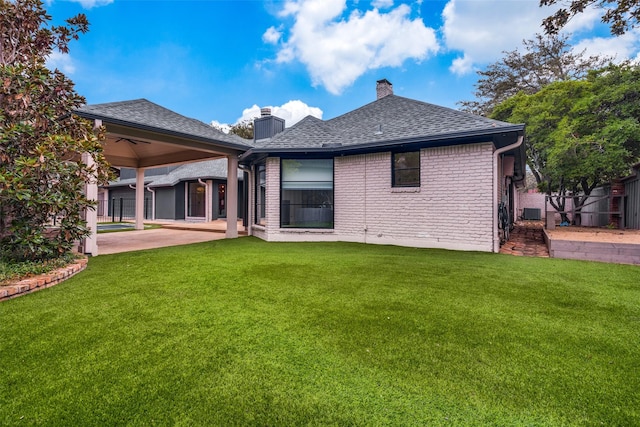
<box><xmin>0</xmin><ymin>257</ymin><xmax>88</xmax><ymax>302</ymax></box>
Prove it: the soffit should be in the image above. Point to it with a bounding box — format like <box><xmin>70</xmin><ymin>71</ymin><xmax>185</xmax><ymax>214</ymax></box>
<box><xmin>76</xmin><ymin>99</ymin><xmax>252</xmax><ymax>169</ymax></box>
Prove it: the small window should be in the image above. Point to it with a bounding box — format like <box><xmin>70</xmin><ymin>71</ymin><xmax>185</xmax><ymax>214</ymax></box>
<box><xmin>392</xmin><ymin>151</ymin><xmax>420</xmax><ymax>187</ymax></box>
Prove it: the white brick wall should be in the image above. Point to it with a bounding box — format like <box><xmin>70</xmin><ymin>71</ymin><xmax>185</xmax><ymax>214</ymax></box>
<box><xmin>249</xmin><ymin>142</ymin><xmax>496</xmax><ymax>251</ymax></box>
<box><xmin>249</xmin><ymin>157</ymin><xmax>280</xmax><ymax>241</ymax></box>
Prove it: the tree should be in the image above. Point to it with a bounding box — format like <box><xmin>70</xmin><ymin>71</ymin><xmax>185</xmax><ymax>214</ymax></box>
<box><xmin>459</xmin><ymin>34</ymin><xmax>609</xmax><ymax>116</ymax></box>
<box><xmin>229</xmin><ymin>119</ymin><xmax>254</xmax><ymax>140</ymax></box>
<box><xmin>211</xmin><ymin>119</ymin><xmax>254</xmax><ymax>140</ymax></box>
<box><xmin>541</xmin><ymin>0</ymin><xmax>640</xmax><ymax>36</ymax></box>
<box><xmin>0</xmin><ymin>0</ymin><xmax>111</xmax><ymax>261</ymax></box>
<box><xmin>492</xmin><ymin>64</ymin><xmax>639</xmax><ymax>224</ymax></box>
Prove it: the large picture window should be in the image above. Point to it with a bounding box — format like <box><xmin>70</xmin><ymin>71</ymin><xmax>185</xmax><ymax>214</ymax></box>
<box><xmin>281</xmin><ymin>159</ymin><xmax>334</xmax><ymax>228</ymax></box>
<box><xmin>254</xmin><ymin>163</ymin><xmax>266</xmax><ymax>226</ymax></box>
<box><xmin>392</xmin><ymin>151</ymin><xmax>420</xmax><ymax>187</ymax></box>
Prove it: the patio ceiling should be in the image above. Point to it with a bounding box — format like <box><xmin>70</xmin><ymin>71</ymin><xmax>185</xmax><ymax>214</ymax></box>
<box><xmin>75</xmin><ymin>99</ymin><xmax>252</xmax><ymax>169</ymax></box>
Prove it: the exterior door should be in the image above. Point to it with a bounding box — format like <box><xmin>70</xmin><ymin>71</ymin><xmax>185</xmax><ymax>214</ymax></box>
<box><xmin>188</xmin><ymin>182</ymin><xmax>206</xmax><ymax>218</ymax></box>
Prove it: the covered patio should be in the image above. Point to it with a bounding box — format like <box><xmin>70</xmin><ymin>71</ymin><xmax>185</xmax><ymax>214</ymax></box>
<box><xmin>75</xmin><ymin>99</ymin><xmax>252</xmax><ymax>256</ymax></box>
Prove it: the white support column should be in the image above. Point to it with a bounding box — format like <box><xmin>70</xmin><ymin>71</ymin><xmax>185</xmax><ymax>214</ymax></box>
<box><xmin>82</xmin><ymin>152</ymin><xmax>99</xmax><ymax>256</ymax></box>
<box><xmin>226</xmin><ymin>155</ymin><xmax>238</xmax><ymax>238</ymax></box>
<box><xmin>135</xmin><ymin>168</ymin><xmax>145</xmax><ymax>230</ymax></box>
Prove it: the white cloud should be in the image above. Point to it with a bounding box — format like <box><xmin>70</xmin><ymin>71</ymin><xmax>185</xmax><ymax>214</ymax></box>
<box><xmin>210</xmin><ymin>120</ymin><xmax>231</xmax><ymax>134</ymax></box>
<box><xmin>263</xmin><ymin>26</ymin><xmax>282</xmax><ymax>44</ymax></box>
<box><xmin>561</xmin><ymin>4</ymin><xmax>602</xmax><ymax>34</ymax></box>
<box><xmin>442</xmin><ymin>0</ymin><xmax>551</xmax><ymax>75</ymax></box>
<box><xmin>238</xmin><ymin>100</ymin><xmax>323</xmax><ymax>127</ymax></box>
<box><xmin>46</xmin><ymin>51</ymin><xmax>76</xmax><ymax>74</ymax></box>
<box><xmin>270</xmin><ymin>0</ymin><xmax>439</xmax><ymax>94</ymax></box>
<box><xmin>449</xmin><ymin>53</ymin><xmax>473</xmax><ymax>75</ymax></box>
<box><xmin>69</xmin><ymin>0</ymin><xmax>113</xmax><ymax>8</ymax></box>
<box><xmin>441</xmin><ymin>0</ymin><xmax>638</xmax><ymax>76</ymax></box>
<box><xmin>572</xmin><ymin>29</ymin><xmax>640</xmax><ymax>63</ymax></box>
<box><xmin>372</xmin><ymin>0</ymin><xmax>394</xmax><ymax>9</ymax></box>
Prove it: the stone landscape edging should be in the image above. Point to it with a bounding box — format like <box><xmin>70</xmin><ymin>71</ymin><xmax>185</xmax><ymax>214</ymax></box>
<box><xmin>0</xmin><ymin>257</ymin><xmax>88</xmax><ymax>302</ymax></box>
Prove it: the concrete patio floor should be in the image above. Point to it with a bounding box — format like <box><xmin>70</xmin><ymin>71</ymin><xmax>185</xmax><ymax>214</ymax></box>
<box><xmin>97</xmin><ymin>228</ymin><xmax>228</xmax><ymax>255</ymax></box>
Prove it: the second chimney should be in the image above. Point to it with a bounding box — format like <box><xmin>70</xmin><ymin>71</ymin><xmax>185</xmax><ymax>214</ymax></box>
<box><xmin>254</xmin><ymin>108</ymin><xmax>285</xmax><ymax>141</ymax></box>
<box><xmin>376</xmin><ymin>79</ymin><xmax>393</xmax><ymax>99</ymax></box>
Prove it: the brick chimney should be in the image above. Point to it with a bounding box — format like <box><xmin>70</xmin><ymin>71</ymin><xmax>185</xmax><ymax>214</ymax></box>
<box><xmin>376</xmin><ymin>79</ymin><xmax>393</xmax><ymax>99</ymax></box>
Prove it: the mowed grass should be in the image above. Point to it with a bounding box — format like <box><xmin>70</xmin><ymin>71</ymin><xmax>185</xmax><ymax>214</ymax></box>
<box><xmin>1</xmin><ymin>238</ymin><xmax>639</xmax><ymax>426</ymax></box>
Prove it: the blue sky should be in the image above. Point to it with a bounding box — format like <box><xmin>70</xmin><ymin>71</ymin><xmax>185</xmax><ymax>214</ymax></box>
<box><xmin>46</xmin><ymin>0</ymin><xmax>640</xmax><ymax>128</ymax></box>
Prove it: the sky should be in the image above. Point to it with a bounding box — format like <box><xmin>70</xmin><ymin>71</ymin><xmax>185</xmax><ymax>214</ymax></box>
<box><xmin>45</xmin><ymin>0</ymin><xmax>640</xmax><ymax>129</ymax></box>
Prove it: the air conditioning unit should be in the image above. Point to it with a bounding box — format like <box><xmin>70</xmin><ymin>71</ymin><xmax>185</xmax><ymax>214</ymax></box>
<box><xmin>523</xmin><ymin>208</ymin><xmax>541</xmax><ymax>221</ymax></box>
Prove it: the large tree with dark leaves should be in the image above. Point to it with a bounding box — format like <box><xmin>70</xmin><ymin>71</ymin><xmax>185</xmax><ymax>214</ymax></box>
<box><xmin>459</xmin><ymin>34</ymin><xmax>609</xmax><ymax>116</ymax></box>
<box><xmin>0</xmin><ymin>0</ymin><xmax>111</xmax><ymax>261</ymax></box>
<box><xmin>541</xmin><ymin>0</ymin><xmax>640</xmax><ymax>35</ymax></box>
<box><xmin>492</xmin><ymin>63</ymin><xmax>639</xmax><ymax>224</ymax></box>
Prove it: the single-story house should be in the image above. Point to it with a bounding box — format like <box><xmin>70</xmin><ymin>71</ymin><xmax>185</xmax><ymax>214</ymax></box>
<box><xmin>79</xmin><ymin>79</ymin><xmax>525</xmax><ymax>254</ymax></box>
<box><xmin>239</xmin><ymin>79</ymin><xmax>526</xmax><ymax>252</ymax></box>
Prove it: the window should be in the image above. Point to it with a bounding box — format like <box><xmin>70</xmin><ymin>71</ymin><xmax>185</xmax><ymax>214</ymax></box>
<box><xmin>392</xmin><ymin>151</ymin><xmax>420</xmax><ymax>187</ymax></box>
<box><xmin>254</xmin><ymin>163</ymin><xmax>266</xmax><ymax>226</ymax></box>
<box><xmin>281</xmin><ymin>159</ymin><xmax>334</xmax><ymax>228</ymax></box>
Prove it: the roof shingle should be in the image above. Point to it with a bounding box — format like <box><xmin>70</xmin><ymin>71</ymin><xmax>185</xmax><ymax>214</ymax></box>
<box><xmin>251</xmin><ymin>95</ymin><xmax>522</xmax><ymax>151</ymax></box>
<box><xmin>76</xmin><ymin>99</ymin><xmax>252</xmax><ymax>149</ymax></box>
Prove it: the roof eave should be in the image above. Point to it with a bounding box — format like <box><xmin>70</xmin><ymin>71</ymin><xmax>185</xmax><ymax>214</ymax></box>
<box><xmin>239</xmin><ymin>125</ymin><xmax>525</xmax><ymax>163</ymax></box>
<box><xmin>74</xmin><ymin>110</ymin><xmax>253</xmax><ymax>152</ymax></box>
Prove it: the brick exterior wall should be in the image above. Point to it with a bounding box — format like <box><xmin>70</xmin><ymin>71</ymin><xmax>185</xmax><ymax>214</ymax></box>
<box><xmin>249</xmin><ymin>142</ymin><xmax>497</xmax><ymax>252</ymax></box>
<box><xmin>517</xmin><ymin>191</ymin><xmax>575</xmax><ymax>222</ymax></box>
<box><xmin>249</xmin><ymin>157</ymin><xmax>280</xmax><ymax>241</ymax></box>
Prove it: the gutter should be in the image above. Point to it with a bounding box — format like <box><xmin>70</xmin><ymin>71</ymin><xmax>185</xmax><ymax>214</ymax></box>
<box><xmin>493</xmin><ymin>135</ymin><xmax>524</xmax><ymax>253</ymax></box>
<box><xmin>239</xmin><ymin>125</ymin><xmax>525</xmax><ymax>163</ymax></box>
<box><xmin>146</xmin><ymin>186</ymin><xmax>156</xmax><ymax>220</ymax></box>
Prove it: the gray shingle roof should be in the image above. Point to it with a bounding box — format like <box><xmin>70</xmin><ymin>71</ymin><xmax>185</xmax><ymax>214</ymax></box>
<box><xmin>76</xmin><ymin>99</ymin><xmax>253</xmax><ymax>150</ymax></box>
<box><xmin>254</xmin><ymin>115</ymin><xmax>340</xmax><ymax>149</ymax></box>
<box><xmin>251</xmin><ymin>95</ymin><xmax>523</xmax><ymax>152</ymax></box>
<box><xmin>107</xmin><ymin>159</ymin><xmax>242</xmax><ymax>188</ymax></box>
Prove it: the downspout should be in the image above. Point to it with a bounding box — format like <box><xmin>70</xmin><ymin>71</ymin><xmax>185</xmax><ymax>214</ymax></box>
<box><xmin>146</xmin><ymin>186</ymin><xmax>155</xmax><ymax>220</ymax></box>
<box><xmin>493</xmin><ymin>135</ymin><xmax>524</xmax><ymax>253</ymax></box>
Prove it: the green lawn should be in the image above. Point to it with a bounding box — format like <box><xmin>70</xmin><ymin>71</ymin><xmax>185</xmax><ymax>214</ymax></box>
<box><xmin>1</xmin><ymin>238</ymin><xmax>639</xmax><ymax>426</ymax></box>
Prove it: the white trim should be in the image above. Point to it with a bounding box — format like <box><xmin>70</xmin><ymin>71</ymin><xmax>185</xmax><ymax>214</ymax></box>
<box><xmin>135</xmin><ymin>168</ymin><xmax>145</xmax><ymax>230</ymax></box>
<box><xmin>185</xmin><ymin>181</ymin><xmax>206</xmax><ymax>221</ymax></box>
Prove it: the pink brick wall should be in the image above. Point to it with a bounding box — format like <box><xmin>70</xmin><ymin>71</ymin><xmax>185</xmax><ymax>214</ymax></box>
<box><xmin>517</xmin><ymin>191</ymin><xmax>574</xmax><ymax>222</ymax></box>
<box><xmin>250</xmin><ymin>143</ymin><xmax>496</xmax><ymax>252</ymax></box>
<box><xmin>249</xmin><ymin>157</ymin><xmax>280</xmax><ymax>241</ymax></box>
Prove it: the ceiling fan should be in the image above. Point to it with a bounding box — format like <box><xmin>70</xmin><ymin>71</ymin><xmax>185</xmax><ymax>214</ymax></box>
<box><xmin>115</xmin><ymin>137</ymin><xmax>150</xmax><ymax>145</ymax></box>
